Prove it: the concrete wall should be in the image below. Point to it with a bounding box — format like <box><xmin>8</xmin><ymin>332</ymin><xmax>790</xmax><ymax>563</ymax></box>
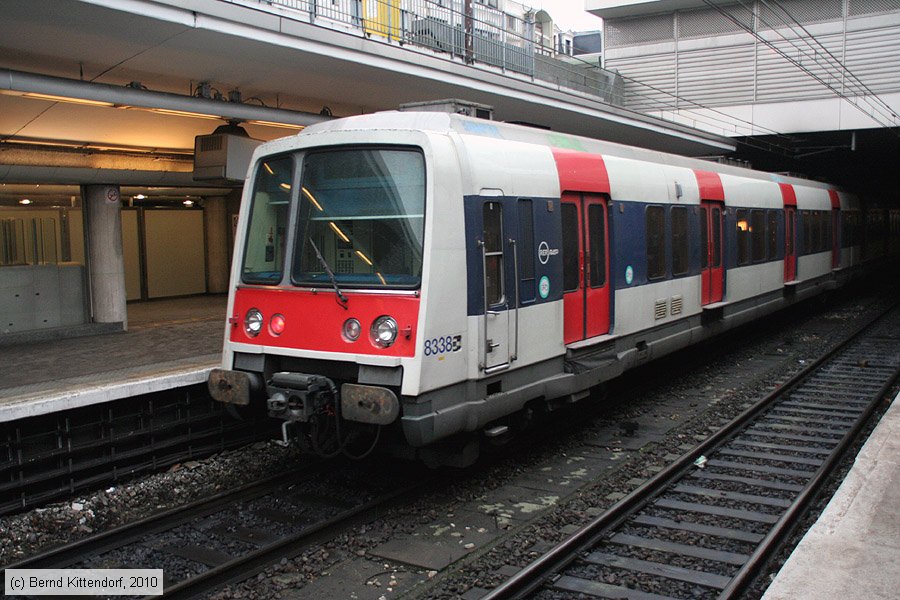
<box><xmin>0</xmin><ymin>264</ymin><xmax>87</xmax><ymax>332</ymax></box>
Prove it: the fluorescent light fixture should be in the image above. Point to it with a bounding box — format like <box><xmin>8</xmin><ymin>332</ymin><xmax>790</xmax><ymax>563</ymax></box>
<box><xmin>19</xmin><ymin>198</ymin><xmax>32</xmax><ymax>204</ymax></box>
<box><xmin>135</xmin><ymin>194</ymin><xmax>146</xmax><ymax>200</ymax></box>
<box><xmin>329</xmin><ymin>222</ymin><xmax>349</xmax><ymax>243</ymax></box>
<box><xmin>279</xmin><ymin>182</ymin><xmax>292</xmax><ymax>190</ymax></box>
<box><xmin>301</xmin><ymin>186</ymin><xmax>323</xmax><ymax>211</ymax></box>
<box><xmin>355</xmin><ymin>250</ymin><xmax>373</xmax><ymax>266</ymax></box>
<box><xmin>147</xmin><ymin>107</ymin><xmax>220</xmax><ymax>120</ymax></box>
<box><xmin>183</xmin><ymin>199</ymin><xmax>194</xmax><ymax>207</ymax></box>
<box><xmin>249</xmin><ymin>120</ymin><xmax>306</xmax><ymax>130</ymax></box>
<box><xmin>20</xmin><ymin>92</ymin><xmax>115</xmax><ymax>107</ymax></box>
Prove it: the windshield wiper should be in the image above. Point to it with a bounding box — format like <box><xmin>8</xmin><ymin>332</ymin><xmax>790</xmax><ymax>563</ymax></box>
<box><xmin>308</xmin><ymin>239</ymin><xmax>348</xmax><ymax>309</ymax></box>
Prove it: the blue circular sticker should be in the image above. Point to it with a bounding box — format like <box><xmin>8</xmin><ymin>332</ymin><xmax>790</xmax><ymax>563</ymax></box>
<box><xmin>625</xmin><ymin>265</ymin><xmax>634</xmax><ymax>285</ymax></box>
<box><xmin>539</xmin><ymin>276</ymin><xmax>550</xmax><ymax>299</ymax></box>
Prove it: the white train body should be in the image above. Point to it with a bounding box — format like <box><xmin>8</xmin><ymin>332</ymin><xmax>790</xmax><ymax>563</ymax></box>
<box><xmin>208</xmin><ymin>112</ymin><xmax>881</xmax><ymax>460</ymax></box>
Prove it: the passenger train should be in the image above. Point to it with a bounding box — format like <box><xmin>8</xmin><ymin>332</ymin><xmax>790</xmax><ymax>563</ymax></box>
<box><xmin>208</xmin><ymin>111</ymin><xmax>898</xmax><ymax>464</ymax></box>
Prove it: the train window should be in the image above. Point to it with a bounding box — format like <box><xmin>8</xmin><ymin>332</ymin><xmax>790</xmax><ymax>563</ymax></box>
<box><xmin>562</xmin><ymin>203</ymin><xmax>579</xmax><ymax>292</ymax></box>
<box><xmin>518</xmin><ymin>200</ymin><xmax>535</xmax><ymax>302</ymax></box>
<box><xmin>483</xmin><ymin>202</ymin><xmax>505</xmax><ymax>306</ymax></box>
<box><xmin>751</xmin><ymin>210</ymin><xmax>766</xmax><ymax>262</ymax></box>
<box><xmin>767</xmin><ymin>210</ymin><xmax>778</xmax><ymax>260</ymax></box>
<box><xmin>646</xmin><ymin>205</ymin><xmax>666</xmax><ymax>280</ymax></box>
<box><xmin>242</xmin><ymin>155</ymin><xmax>294</xmax><ymax>284</ymax></box>
<box><xmin>736</xmin><ymin>209</ymin><xmax>750</xmax><ymax>265</ymax></box>
<box><xmin>588</xmin><ymin>203</ymin><xmax>606</xmax><ymax>287</ymax></box>
<box><xmin>671</xmin><ymin>206</ymin><xmax>688</xmax><ymax>276</ymax></box>
<box><xmin>292</xmin><ymin>147</ymin><xmax>425</xmax><ymax>289</ymax></box>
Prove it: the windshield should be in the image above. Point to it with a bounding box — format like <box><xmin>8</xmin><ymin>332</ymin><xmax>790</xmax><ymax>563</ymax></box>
<box><xmin>241</xmin><ymin>155</ymin><xmax>294</xmax><ymax>284</ymax></box>
<box><xmin>292</xmin><ymin>148</ymin><xmax>425</xmax><ymax>289</ymax></box>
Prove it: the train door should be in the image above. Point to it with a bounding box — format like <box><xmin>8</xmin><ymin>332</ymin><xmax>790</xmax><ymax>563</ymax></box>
<box><xmin>481</xmin><ymin>201</ymin><xmax>510</xmax><ymax>372</ymax></box>
<box><xmin>784</xmin><ymin>206</ymin><xmax>797</xmax><ymax>281</ymax></box>
<box><xmin>700</xmin><ymin>201</ymin><xmax>724</xmax><ymax>305</ymax></box>
<box><xmin>562</xmin><ymin>192</ymin><xmax>610</xmax><ymax>344</ymax></box>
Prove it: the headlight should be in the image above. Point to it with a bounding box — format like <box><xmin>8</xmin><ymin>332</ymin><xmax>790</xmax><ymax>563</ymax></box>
<box><xmin>371</xmin><ymin>315</ymin><xmax>398</xmax><ymax>348</ymax></box>
<box><xmin>244</xmin><ymin>308</ymin><xmax>263</xmax><ymax>337</ymax></box>
<box><xmin>342</xmin><ymin>318</ymin><xmax>361</xmax><ymax>342</ymax></box>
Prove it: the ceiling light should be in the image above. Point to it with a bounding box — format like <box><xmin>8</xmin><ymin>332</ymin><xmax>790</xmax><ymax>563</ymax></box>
<box><xmin>248</xmin><ymin>120</ymin><xmax>306</xmax><ymax>130</ymax></box>
<box><xmin>147</xmin><ymin>107</ymin><xmax>221</xmax><ymax>120</ymax></box>
<box><xmin>19</xmin><ymin>198</ymin><xmax>32</xmax><ymax>205</ymax></box>
<box><xmin>135</xmin><ymin>194</ymin><xmax>146</xmax><ymax>200</ymax></box>
<box><xmin>183</xmin><ymin>199</ymin><xmax>194</xmax><ymax>207</ymax></box>
<box><xmin>20</xmin><ymin>92</ymin><xmax>115</xmax><ymax>107</ymax></box>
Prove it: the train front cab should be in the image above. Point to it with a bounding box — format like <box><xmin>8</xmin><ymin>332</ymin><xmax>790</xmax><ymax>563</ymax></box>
<box><xmin>209</xmin><ymin>128</ymin><xmax>471</xmax><ymax>457</ymax></box>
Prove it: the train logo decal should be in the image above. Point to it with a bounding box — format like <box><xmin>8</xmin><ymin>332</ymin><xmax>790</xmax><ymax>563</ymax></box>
<box><xmin>625</xmin><ymin>265</ymin><xmax>634</xmax><ymax>285</ymax></box>
<box><xmin>539</xmin><ymin>276</ymin><xmax>551</xmax><ymax>299</ymax></box>
<box><xmin>538</xmin><ymin>241</ymin><xmax>559</xmax><ymax>265</ymax></box>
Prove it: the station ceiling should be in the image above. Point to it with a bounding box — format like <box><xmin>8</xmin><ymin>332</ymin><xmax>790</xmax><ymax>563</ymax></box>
<box><xmin>0</xmin><ymin>0</ymin><xmax>735</xmax><ymax>200</ymax></box>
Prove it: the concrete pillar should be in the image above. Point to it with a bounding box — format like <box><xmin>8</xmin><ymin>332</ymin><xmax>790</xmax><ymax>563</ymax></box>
<box><xmin>204</xmin><ymin>196</ymin><xmax>230</xmax><ymax>294</ymax></box>
<box><xmin>82</xmin><ymin>184</ymin><xmax>127</xmax><ymax>328</ymax></box>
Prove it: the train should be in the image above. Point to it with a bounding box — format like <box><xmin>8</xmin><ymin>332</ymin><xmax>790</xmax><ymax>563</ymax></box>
<box><xmin>208</xmin><ymin>110</ymin><xmax>898</xmax><ymax>465</ymax></box>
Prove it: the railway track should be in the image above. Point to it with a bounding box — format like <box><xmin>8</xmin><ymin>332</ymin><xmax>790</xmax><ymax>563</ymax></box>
<box><xmin>483</xmin><ymin>305</ymin><xmax>900</xmax><ymax>600</ymax></box>
<box><xmin>1</xmin><ymin>460</ymin><xmax>428</xmax><ymax>599</ymax></box>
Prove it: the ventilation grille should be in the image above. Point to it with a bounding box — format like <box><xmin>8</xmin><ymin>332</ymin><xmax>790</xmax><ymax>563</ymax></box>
<box><xmin>849</xmin><ymin>0</ymin><xmax>900</xmax><ymax>16</ymax></box>
<box><xmin>759</xmin><ymin>0</ymin><xmax>842</xmax><ymax>28</ymax></box>
<box><xmin>200</xmin><ymin>136</ymin><xmax>224</xmax><ymax>152</ymax></box>
<box><xmin>654</xmin><ymin>299</ymin><xmax>668</xmax><ymax>320</ymax></box>
<box><xmin>606</xmin><ymin>13</ymin><xmax>674</xmax><ymax>48</ymax></box>
<box><xmin>670</xmin><ymin>295</ymin><xmax>683</xmax><ymax>316</ymax></box>
<box><xmin>678</xmin><ymin>5</ymin><xmax>753</xmax><ymax>38</ymax></box>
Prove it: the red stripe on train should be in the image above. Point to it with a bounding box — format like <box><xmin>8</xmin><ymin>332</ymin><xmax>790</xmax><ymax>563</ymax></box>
<box><xmin>694</xmin><ymin>170</ymin><xmax>725</xmax><ymax>201</ymax></box>
<box><xmin>552</xmin><ymin>148</ymin><xmax>610</xmax><ymax>193</ymax></box>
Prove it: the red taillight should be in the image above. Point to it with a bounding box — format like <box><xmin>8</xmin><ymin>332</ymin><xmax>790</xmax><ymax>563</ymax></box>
<box><xmin>270</xmin><ymin>313</ymin><xmax>286</xmax><ymax>335</ymax></box>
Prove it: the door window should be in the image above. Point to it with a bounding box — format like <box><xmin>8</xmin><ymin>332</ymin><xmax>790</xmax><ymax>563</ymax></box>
<box><xmin>562</xmin><ymin>203</ymin><xmax>580</xmax><ymax>292</ymax></box>
<box><xmin>587</xmin><ymin>204</ymin><xmax>606</xmax><ymax>287</ymax></box>
<box><xmin>483</xmin><ymin>203</ymin><xmax>504</xmax><ymax>306</ymax></box>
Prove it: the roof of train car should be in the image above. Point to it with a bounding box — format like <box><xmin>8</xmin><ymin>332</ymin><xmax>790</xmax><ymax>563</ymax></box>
<box><xmin>295</xmin><ymin>111</ymin><xmax>843</xmax><ymax>193</ymax></box>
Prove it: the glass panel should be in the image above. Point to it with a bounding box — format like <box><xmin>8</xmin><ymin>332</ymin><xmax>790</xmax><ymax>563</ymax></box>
<box><xmin>671</xmin><ymin>206</ymin><xmax>688</xmax><ymax>276</ymax></box>
<box><xmin>786</xmin><ymin>210</ymin><xmax>794</xmax><ymax>255</ymax></box>
<box><xmin>767</xmin><ymin>210</ymin><xmax>778</xmax><ymax>260</ymax></box>
<box><xmin>588</xmin><ymin>203</ymin><xmax>606</xmax><ymax>287</ymax></box>
<box><xmin>562</xmin><ymin>203</ymin><xmax>579</xmax><ymax>292</ymax></box>
<box><xmin>483</xmin><ymin>202</ymin><xmax>504</xmax><ymax>306</ymax></box>
<box><xmin>751</xmin><ymin>210</ymin><xmax>766</xmax><ymax>262</ymax></box>
<box><xmin>712</xmin><ymin>207</ymin><xmax>722</xmax><ymax>267</ymax></box>
<box><xmin>736</xmin><ymin>209</ymin><xmax>750</xmax><ymax>265</ymax></box>
<box><xmin>700</xmin><ymin>207</ymin><xmax>709</xmax><ymax>269</ymax></box>
<box><xmin>518</xmin><ymin>199</ymin><xmax>535</xmax><ymax>301</ymax></box>
<box><xmin>646</xmin><ymin>205</ymin><xmax>665</xmax><ymax>279</ymax></box>
<box><xmin>242</xmin><ymin>156</ymin><xmax>293</xmax><ymax>284</ymax></box>
<box><xmin>293</xmin><ymin>148</ymin><xmax>425</xmax><ymax>288</ymax></box>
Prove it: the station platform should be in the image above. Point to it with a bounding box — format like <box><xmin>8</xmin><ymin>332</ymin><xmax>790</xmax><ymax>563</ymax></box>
<box><xmin>0</xmin><ymin>295</ymin><xmax>227</xmax><ymax>423</ymax></box>
<box><xmin>762</xmin><ymin>389</ymin><xmax>899</xmax><ymax>600</ymax></box>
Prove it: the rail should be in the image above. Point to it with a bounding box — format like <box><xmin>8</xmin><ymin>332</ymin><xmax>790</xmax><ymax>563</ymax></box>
<box><xmin>483</xmin><ymin>303</ymin><xmax>900</xmax><ymax>599</ymax></box>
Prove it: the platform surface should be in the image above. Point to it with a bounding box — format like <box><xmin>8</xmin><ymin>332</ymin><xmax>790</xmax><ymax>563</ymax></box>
<box><xmin>0</xmin><ymin>295</ymin><xmax>227</xmax><ymax>422</ymax></box>
<box><xmin>762</xmin><ymin>390</ymin><xmax>899</xmax><ymax>600</ymax></box>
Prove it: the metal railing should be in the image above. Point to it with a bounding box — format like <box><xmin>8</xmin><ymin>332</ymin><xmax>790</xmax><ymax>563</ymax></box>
<box><xmin>236</xmin><ymin>0</ymin><xmax>624</xmax><ymax>105</ymax></box>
